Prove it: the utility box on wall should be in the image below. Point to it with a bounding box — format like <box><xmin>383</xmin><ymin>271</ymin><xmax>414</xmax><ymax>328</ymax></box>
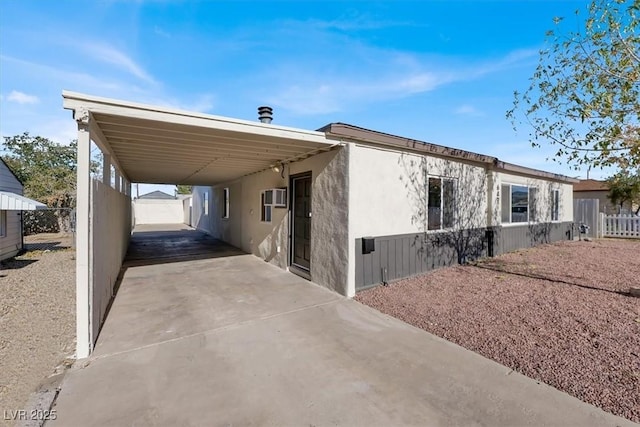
<box><xmin>362</xmin><ymin>237</ymin><xmax>375</xmax><ymax>254</ymax></box>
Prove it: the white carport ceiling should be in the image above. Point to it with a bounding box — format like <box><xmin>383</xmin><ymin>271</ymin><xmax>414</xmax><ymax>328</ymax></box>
<box><xmin>63</xmin><ymin>91</ymin><xmax>337</xmax><ymax>185</ymax></box>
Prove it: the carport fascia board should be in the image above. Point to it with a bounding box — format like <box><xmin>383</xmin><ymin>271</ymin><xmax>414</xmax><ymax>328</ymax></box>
<box><xmin>63</xmin><ymin>91</ymin><xmax>336</xmax><ymax>186</ymax></box>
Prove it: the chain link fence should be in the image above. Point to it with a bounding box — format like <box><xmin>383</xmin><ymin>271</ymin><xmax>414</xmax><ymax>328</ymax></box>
<box><xmin>22</xmin><ymin>208</ymin><xmax>76</xmax><ymax>251</ymax></box>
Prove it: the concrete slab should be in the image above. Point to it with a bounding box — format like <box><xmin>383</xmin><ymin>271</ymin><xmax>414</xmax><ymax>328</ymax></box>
<box><xmin>93</xmin><ymin>226</ymin><xmax>340</xmax><ymax>357</ymax></box>
<box><xmin>51</xmin><ymin>225</ymin><xmax>636</xmax><ymax>426</ymax></box>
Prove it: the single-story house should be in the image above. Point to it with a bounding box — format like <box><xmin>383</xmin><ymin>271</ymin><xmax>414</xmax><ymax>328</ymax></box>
<box><xmin>0</xmin><ymin>158</ymin><xmax>47</xmax><ymax>261</ymax></box>
<box><xmin>192</xmin><ymin>122</ymin><xmax>576</xmax><ymax>294</ymax></box>
<box><xmin>133</xmin><ymin>190</ymin><xmax>184</xmax><ymax>225</ymax></box>
<box><xmin>62</xmin><ymin>91</ymin><xmax>577</xmax><ymax>356</ymax></box>
<box><xmin>573</xmin><ymin>179</ymin><xmax>636</xmax><ymax>215</ymax></box>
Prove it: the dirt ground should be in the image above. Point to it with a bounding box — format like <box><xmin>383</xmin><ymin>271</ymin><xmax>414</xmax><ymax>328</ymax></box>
<box><xmin>356</xmin><ymin>239</ymin><xmax>640</xmax><ymax>423</ymax></box>
<box><xmin>0</xmin><ymin>234</ymin><xmax>75</xmax><ymax>427</ymax></box>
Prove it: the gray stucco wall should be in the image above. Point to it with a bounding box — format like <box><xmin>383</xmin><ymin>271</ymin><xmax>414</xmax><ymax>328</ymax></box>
<box><xmin>355</xmin><ymin>221</ymin><xmax>573</xmax><ymax>291</ymax></box>
<box><xmin>191</xmin><ymin>146</ymin><xmax>350</xmax><ymax>296</ymax></box>
<box><xmin>307</xmin><ymin>146</ymin><xmax>349</xmax><ymax>295</ymax></box>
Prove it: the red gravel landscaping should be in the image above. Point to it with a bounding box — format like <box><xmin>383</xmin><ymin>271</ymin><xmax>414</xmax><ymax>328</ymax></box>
<box><xmin>355</xmin><ymin>239</ymin><xmax>640</xmax><ymax>423</ymax></box>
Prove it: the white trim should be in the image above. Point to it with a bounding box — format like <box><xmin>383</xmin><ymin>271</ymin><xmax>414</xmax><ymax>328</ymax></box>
<box><xmin>426</xmin><ymin>175</ymin><xmax>456</xmax><ymax>231</ymax></box>
<box><xmin>260</xmin><ymin>191</ymin><xmax>272</xmax><ymax>223</ymax></box>
<box><xmin>62</xmin><ymin>91</ymin><xmax>331</xmax><ymax>145</ymax></box>
<box><xmin>0</xmin><ymin>191</ymin><xmax>47</xmax><ymax>210</ymax></box>
<box><xmin>501</xmin><ymin>183</ymin><xmax>534</xmax><ymax>224</ymax></box>
<box><xmin>75</xmin><ymin>122</ymin><xmax>91</xmax><ymax>359</ymax></box>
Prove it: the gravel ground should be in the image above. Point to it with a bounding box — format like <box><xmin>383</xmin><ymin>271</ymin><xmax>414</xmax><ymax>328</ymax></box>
<box><xmin>356</xmin><ymin>239</ymin><xmax>640</xmax><ymax>423</ymax></box>
<box><xmin>0</xmin><ymin>234</ymin><xmax>75</xmax><ymax>427</ymax></box>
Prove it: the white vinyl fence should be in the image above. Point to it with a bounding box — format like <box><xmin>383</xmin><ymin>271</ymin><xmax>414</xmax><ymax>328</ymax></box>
<box><xmin>600</xmin><ymin>213</ymin><xmax>640</xmax><ymax>238</ymax></box>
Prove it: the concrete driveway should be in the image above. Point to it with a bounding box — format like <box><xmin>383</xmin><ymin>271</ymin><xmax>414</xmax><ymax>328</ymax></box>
<box><xmin>50</xmin><ymin>225</ymin><xmax>634</xmax><ymax>426</ymax></box>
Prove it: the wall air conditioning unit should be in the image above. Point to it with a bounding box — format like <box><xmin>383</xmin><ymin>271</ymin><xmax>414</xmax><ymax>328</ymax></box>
<box><xmin>264</xmin><ymin>188</ymin><xmax>287</xmax><ymax>208</ymax></box>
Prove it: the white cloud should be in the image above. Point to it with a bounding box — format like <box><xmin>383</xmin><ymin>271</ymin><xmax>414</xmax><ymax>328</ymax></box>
<box><xmin>264</xmin><ymin>48</ymin><xmax>535</xmax><ymax>116</ymax></box>
<box><xmin>154</xmin><ymin>26</ymin><xmax>171</xmax><ymax>38</ymax></box>
<box><xmin>62</xmin><ymin>39</ymin><xmax>157</xmax><ymax>85</ymax></box>
<box><xmin>75</xmin><ymin>42</ymin><xmax>157</xmax><ymax>85</ymax></box>
<box><xmin>6</xmin><ymin>90</ymin><xmax>39</xmax><ymax>105</ymax></box>
<box><xmin>307</xmin><ymin>15</ymin><xmax>416</xmax><ymax>32</ymax></box>
<box><xmin>455</xmin><ymin>104</ymin><xmax>483</xmax><ymax>116</ymax></box>
<box><xmin>0</xmin><ymin>55</ymin><xmax>127</xmax><ymax>93</ymax></box>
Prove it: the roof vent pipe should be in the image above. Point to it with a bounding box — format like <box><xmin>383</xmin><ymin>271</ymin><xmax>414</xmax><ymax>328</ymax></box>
<box><xmin>258</xmin><ymin>106</ymin><xmax>273</xmax><ymax>124</ymax></box>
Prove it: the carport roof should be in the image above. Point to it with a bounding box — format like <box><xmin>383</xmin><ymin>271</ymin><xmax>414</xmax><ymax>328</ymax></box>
<box><xmin>63</xmin><ymin>91</ymin><xmax>337</xmax><ymax>185</ymax></box>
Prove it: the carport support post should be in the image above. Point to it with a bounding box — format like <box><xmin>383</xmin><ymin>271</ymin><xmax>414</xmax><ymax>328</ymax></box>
<box><xmin>75</xmin><ymin>109</ymin><xmax>92</xmax><ymax>359</ymax></box>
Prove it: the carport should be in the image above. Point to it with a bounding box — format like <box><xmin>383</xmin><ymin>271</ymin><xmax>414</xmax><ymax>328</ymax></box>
<box><xmin>63</xmin><ymin>91</ymin><xmax>336</xmax><ymax>358</ymax></box>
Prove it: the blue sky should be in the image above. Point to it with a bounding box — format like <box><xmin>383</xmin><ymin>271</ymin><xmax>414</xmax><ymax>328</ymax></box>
<box><xmin>0</xmin><ymin>0</ymin><xmax>599</xmax><ymax>195</ymax></box>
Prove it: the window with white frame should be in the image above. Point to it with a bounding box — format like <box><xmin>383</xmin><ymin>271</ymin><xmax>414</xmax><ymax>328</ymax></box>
<box><xmin>501</xmin><ymin>184</ymin><xmax>538</xmax><ymax>223</ymax></box>
<box><xmin>551</xmin><ymin>189</ymin><xmax>560</xmax><ymax>221</ymax></box>
<box><xmin>529</xmin><ymin>187</ymin><xmax>538</xmax><ymax>222</ymax></box>
<box><xmin>0</xmin><ymin>211</ymin><xmax>6</xmax><ymax>237</ymax></box>
<box><xmin>427</xmin><ymin>177</ymin><xmax>455</xmax><ymax>230</ymax></box>
<box><xmin>204</xmin><ymin>191</ymin><xmax>209</xmax><ymax>215</ymax></box>
<box><xmin>261</xmin><ymin>191</ymin><xmax>272</xmax><ymax>222</ymax></box>
<box><xmin>222</xmin><ymin>188</ymin><xmax>229</xmax><ymax>219</ymax></box>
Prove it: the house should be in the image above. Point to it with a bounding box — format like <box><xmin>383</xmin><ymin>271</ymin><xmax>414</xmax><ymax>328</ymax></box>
<box><xmin>137</xmin><ymin>190</ymin><xmax>176</xmax><ymax>200</ymax></box>
<box><xmin>133</xmin><ymin>190</ymin><xmax>184</xmax><ymax>225</ymax></box>
<box><xmin>62</xmin><ymin>91</ymin><xmax>577</xmax><ymax>357</ymax></box>
<box><xmin>573</xmin><ymin>179</ymin><xmax>634</xmax><ymax>214</ymax></box>
<box><xmin>192</xmin><ymin>122</ymin><xmax>576</xmax><ymax>294</ymax></box>
<box><xmin>0</xmin><ymin>158</ymin><xmax>47</xmax><ymax>261</ymax></box>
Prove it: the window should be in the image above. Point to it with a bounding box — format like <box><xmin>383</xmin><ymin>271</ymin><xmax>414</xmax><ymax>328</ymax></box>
<box><xmin>0</xmin><ymin>211</ymin><xmax>6</xmax><ymax>237</ymax></box>
<box><xmin>261</xmin><ymin>191</ymin><xmax>272</xmax><ymax>222</ymax></box>
<box><xmin>427</xmin><ymin>177</ymin><xmax>455</xmax><ymax>230</ymax></box>
<box><xmin>529</xmin><ymin>187</ymin><xmax>538</xmax><ymax>222</ymax></box>
<box><xmin>204</xmin><ymin>191</ymin><xmax>209</xmax><ymax>215</ymax></box>
<box><xmin>551</xmin><ymin>189</ymin><xmax>560</xmax><ymax>221</ymax></box>
<box><xmin>222</xmin><ymin>188</ymin><xmax>229</xmax><ymax>219</ymax></box>
<box><xmin>501</xmin><ymin>184</ymin><xmax>538</xmax><ymax>223</ymax></box>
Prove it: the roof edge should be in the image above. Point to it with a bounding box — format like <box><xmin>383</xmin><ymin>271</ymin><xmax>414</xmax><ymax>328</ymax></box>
<box><xmin>62</xmin><ymin>90</ymin><xmax>328</xmax><ymax>141</ymax></box>
<box><xmin>322</xmin><ymin>123</ymin><xmax>578</xmax><ymax>183</ymax></box>
<box><xmin>0</xmin><ymin>157</ymin><xmax>24</xmax><ymax>185</ymax></box>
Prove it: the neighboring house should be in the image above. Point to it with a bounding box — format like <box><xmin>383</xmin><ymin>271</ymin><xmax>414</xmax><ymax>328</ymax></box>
<box><xmin>573</xmin><ymin>179</ymin><xmax>628</xmax><ymax>215</ymax></box>
<box><xmin>0</xmin><ymin>158</ymin><xmax>46</xmax><ymax>261</ymax></box>
<box><xmin>133</xmin><ymin>190</ymin><xmax>184</xmax><ymax>225</ymax></box>
<box><xmin>137</xmin><ymin>190</ymin><xmax>176</xmax><ymax>200</ymax></box>
<box><xmin>192</xmin><ymin>123</ymin><xmax>576</xmax><ymax>294</ymax></box>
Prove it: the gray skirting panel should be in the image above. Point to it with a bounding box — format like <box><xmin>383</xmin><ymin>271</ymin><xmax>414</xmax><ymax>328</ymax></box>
<box><xmin>355</xmin><ymin>222</ymin><xmax>573</xmax><ymax>291</ymax></box>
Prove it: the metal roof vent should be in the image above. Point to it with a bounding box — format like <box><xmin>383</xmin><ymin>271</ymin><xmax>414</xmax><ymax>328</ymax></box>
<box><xmin>258</xmin><ymin>106</ymin><xmax>273</xmax><ymax>124</ymax></box>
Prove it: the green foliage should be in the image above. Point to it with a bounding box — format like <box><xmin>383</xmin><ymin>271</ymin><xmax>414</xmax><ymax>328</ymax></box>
<box><xmin>508</xmin><ymin>0</ymin><xmax>640</xmax><ymax>170</ymax></box>
<box><xmin>175</xmin><ymin>185</ymin><xmax>192</xmax><ymax>195</ymax></box>
<box><xmin>2</xmin><ymin>132</ymin><xmax>77</xmax><ymax>208</ymax></box>
<box><xmin>607</xmin><ymin>169</ymin><xmax>640</xmax><ymax>213</ymax></box>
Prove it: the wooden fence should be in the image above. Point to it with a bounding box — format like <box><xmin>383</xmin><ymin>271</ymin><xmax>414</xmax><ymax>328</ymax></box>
<box><xmin>600</xmin><ymin>213</ymin><xmax>640</xmax><ymax>238</ymax></box>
